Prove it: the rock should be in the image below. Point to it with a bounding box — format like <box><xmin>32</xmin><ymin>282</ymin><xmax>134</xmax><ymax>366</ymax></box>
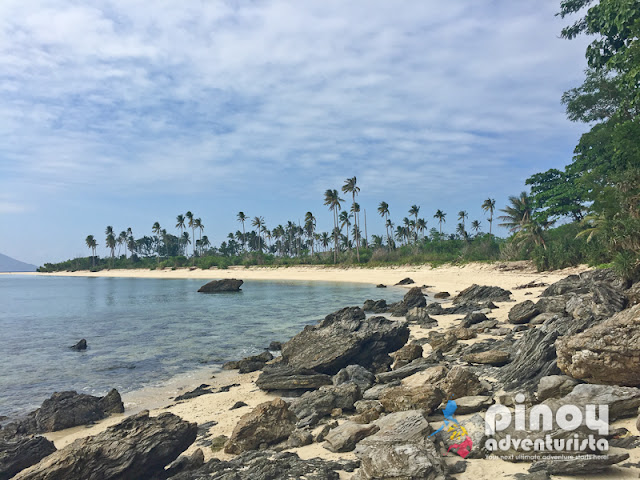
<box><xmin>544</xmin><ymin>384</ymin><xmax>640</xmax><ymax>421</ymax></box>
<box><xmin>390</xmin><ymin>287</ymin><xmax>427</xmax><ymax>316</ymax></box>
<box><xmin>323</xmin><ymin>422</ymin><xmax>380</xmax><ymax>452</ymax></box>
<box><xmin>556</xmin><ymin>304</ymin><xmax>640</xmax><ymax>386</ymax></box>
<box><xmin>230</xmin><ymin>401</ymin><xmax>248</xmax><ymax>410</ymax></box>
<box><xmin>210</xmin><ymin>435</ymin><xmax>228</xmax><ymax>452</ymax></box>
<box><xmin>363</xmin><ymin>299</ymin><xmax>388</xmax><ymax>313</ymax></box>
<box><xmin>508</xmin><ymin>300</ymin><xmax>540</xmax><ymax>324</ymax></box>
<box><xmin>289</xmin><ymin>383</ymin><xmax>361</xmax><ymax>427</ymax></box>
<box><xmin>379</xmin><ymin>384</ymin><xmax>443</xmax><ymax>414</ymax></box>
<box><xmin>452</xmin><ymin>396</ymin><xmax>493</xmax><ymax>414</ymax></box>
<box><xmin>175</xmin><ymin>384</ymin><xmax>213</xmax><ymax>401</ymax></box>
<box><xmin>395</xmin><ymin>277</ymin><xmax>415</xmax><ymax>285</ymax></box>
<box><xmin>352</xmin><ymin>401</ymin><xmax>384</xmax><ymax>424</ymax></box>
<box><xmin>165</xmin><ymin>449</ymin><xmax>205</xmax><ymax>477</ymax></box>
<box><xmin>376</xmin><ymin>357</ymin><xmax>442</xmax><ymax>384</ymax></box>
<box><xmin>454</xmin><ymin>284</ymin><xmax>512</xmax><ymax>304</ymax></box>
<box><xmin>439</xmin><ymin>366</ymin><xmax>487</xmax><ymax>399</ymax></box>
<box><xmin>69</xmin><ymin>339</ymin><xmax>87</xmax><ymax>351</ymax></box>
<box><xmin>197</xmin><ymin>278</ymin><xmax>243</xmax><ymax>293</ymax></box>
<box><xmin>391</xmin><ymin>344</ymin><xmax>423</xmax><ymax>369</ymax></box>
<box><xmin>529</xmin><ymin>453</ymin><xmax>629</xmax><ymax>475</ymax></box>
<box><xmin>535</xmin><ymin>296</ymin><xmax>568</xmax><ymax>314</ymax></box>
<box><xmin>401</xmin><ymin>366</ymin><xmax>449</xmax><ymax>389</ymax></box>
<box><xmin>0</xmin><ymin>436</ymin><xmax>56</xmax><ymax>480</ymax></box>
<box><xmin>14</xmin><ymin>411</ymin><xmax>196</xmax><ymax>480</ymax></box>
<box><xmin>268</xmin><ymin>341</ymin><xmax>282</xmax><ymax>351</ymax></box>
<box><xmin>363</xmin><ymin>382</ymin><xmax>400</xmax><ymax>400</ymax></box>
<box><xmin>167</xmin><ymin>450</ymin><xmax>357</xmax><ymax>480</ymax></box>
<box><xmin>626</xmin><ymin>282</ymin><xmax>640</xmax><ymax>306</ymax></box>
<box><xmin>376</xmin><ymin>284</ymin><xmax>386</xmax><ymax>288</ymax></box>
<box><xmin>256</xmin><ymin>364</ymin><xmax>332</xmax><ymax>391</ymax></box>
<box><xmin>536</xmin><ymin>375</ymin><xmax>579</xmax><ymax>401</ymax></box>
<box><xmin>333</xmin><ymin>365</ymin><xmax>375</xmax><ymax>393</ymax></box>
<box><xmin>224</xmin><ymin>398</ymin><xmax>297</xmax><ymax>454</ymax></box>
<box><xmin>405</xmin><ymin>307</ymin><xmax>437</xmax><ymax>326</ymax></box>
<box><xmin>460</xmin><ymin>311</ymin><xmax>489</xmax><ymax>328</ymax></box>
<box><xmin>434</xmin><ymin>291</ymin><xmax>450</xmax><ymax>299</ymax></box>
<box><xmin>428</xmin><ymin>331</ymin><xmax>458</xmax><ymax>353</ymax></box>
<box><xmin>5</xmin><ymin>390</ymin><xmax>124</xmax><ymax>437</ymax></box>
<box><xmin>637</xmin><ymin>413</ymin><xmax>640</xmax><ymax>433</ymax></box>
<box><xmin>499</xmin><ymin>327</ymin><xmax>561</xmax><ymax>392</ymax></box>
<box><xmin>434</xmin><ymin>412</ymin><xmax>488</xmax><ymax>459</ymax></box>
<box><xmin>281</xmin><ymin>307</ymin><xmax>410</xmax><ymax>374</ymax></box>
<box><xmin>462</xmin><ymin>349</ymin><xmax>510</xmax><ymax>366</ymax></box>
<box><xmin>354</xmin><ymin>410</ymin><xmax>446</xmax><ymax>480</ymax></box>
<box><xmin>224</xmin><ymin>351</ymin><xmax>274</xmax><ymax>374</ymax></box>
<box><xmin>287</xmin><ymin>429</ymin><xmax>313</xmax><ymax>448</ymax></box>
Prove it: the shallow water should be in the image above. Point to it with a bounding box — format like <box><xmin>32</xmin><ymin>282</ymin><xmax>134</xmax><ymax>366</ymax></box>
<box><xmin>0</xmin><ymin>275</ymin><xmax>403</xmax><ymax>418</ymax></box>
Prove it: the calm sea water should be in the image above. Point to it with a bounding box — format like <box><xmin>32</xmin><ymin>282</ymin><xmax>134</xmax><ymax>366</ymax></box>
<box><xmin>0</xmin><ymin>275</ymin><xmax>403</xmax><ymax>418</ymax></box>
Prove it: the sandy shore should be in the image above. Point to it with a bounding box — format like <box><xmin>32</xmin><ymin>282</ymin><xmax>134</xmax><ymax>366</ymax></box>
<box><xmin>20</xmin><ymin>262</ymin><xmax>639</xmax><ymax>479</ymax></box>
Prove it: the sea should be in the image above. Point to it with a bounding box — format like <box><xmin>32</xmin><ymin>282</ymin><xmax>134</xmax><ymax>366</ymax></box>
<box><xmin>0</xmin><ymin>275</ymin><xmax>403</xmax><ymax>419</ymax></box>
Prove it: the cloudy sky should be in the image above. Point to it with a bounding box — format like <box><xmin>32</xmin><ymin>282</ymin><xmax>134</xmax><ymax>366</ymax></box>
<box><xmin>0</xmin><ymin>1</ymin><xmax>590</xmax><ymax>265</ymax></box>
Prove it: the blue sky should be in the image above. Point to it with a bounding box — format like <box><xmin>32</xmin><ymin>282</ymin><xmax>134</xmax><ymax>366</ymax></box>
<box><xmin>0</xmin><ymin>1</ymin><xmax>591</xmax><ymax>265</ymax></box>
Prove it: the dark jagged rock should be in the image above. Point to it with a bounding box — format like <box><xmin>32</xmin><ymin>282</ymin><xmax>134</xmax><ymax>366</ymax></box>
<box><xmin>395</xmin><ymin>278</ymin><xmax>415</xmax><ymax>285</ymax></box>
<box><xmin>289</xmin><ymin>383</ymin><xmax>361</xmax><ymax>427</ymax></box>
<box><xmin>460</xmin><ymin>310</ymin><xmax>489</xmax><ymax>328</ymax></box>
<box><xmin>462</xmin><ymin>349</ymin><xmax>510</xmax><ymax>366</ymax></box>
<box><xmin>165</xmin><ymin>449</ymin><xmax>205</xmax><ymax>478</ymax></box>
<box><xmin>390</xmin><ymin>288</ymin><xmax>426</xmax><ymax>316</ymax></box>
<box><xmin>4</xmin><ymin>390</ymin><xmax>124</xmax><ymax>437</ymax></box>
<box><xmin>440</xmin><ymin>366</ymin><xmax>487</xmax><ymax>399</ymax></box>
<box><xmin>541</xmin><ymin>268</ymin><xmax>629</xmax><ymax>296</ymax></box>
<box><xmin>556</xmin><ymin>304</ymin><xmax>640</xmax><ymax>386</ymax></box>
<box><xmin>376</xmin><ymin>284</ymin><xmax>386</xmax><ymax>288</ymax></box>
<box><xmin>268</xmin><ymin>341</ymin><xmax>282</xmax><ymax>351</ymax></box>
<box><xmin>405</xmin><ymin>307</ymin><xmax>438</xmax><ymax>327</ymax></box>
<box><xmin>323</xmin><ymin>422</ymin><xmax>379</xmax><ymax>452</ymax></box>
<box><xmin>69</xmin><ymin>339</ymin><xmax>87</xmax><ymax>351</ymax></box>
<box><xmin>224</xmin><ymin>398</ymin><xmax>297</xmax><ymax>454</ymax></box>
<box><xmin>175</xmin><ymin>384</ymin><xmax>213</xmax><ymax>401</ymax></box>
<box><xmin>391</xmin><ymin>344</ymin><xmax>423</xmax><ymax>369</ymax></box>
<box><xmin>281</xmin><ymin>307</ymin><xmax>409</xmax><ymax>375</ymax></box>
<box><xmin>256</xmin><ymin>364</ymin><xmax>332</xmax><ymax>391</ymax></box>
<box><xmin>508</xmin><ymin>300</ymin><xmax>540</xmax><ymax>324</ymax></box>
<box><xmin>453</xmin><ymin>284</ymin><xmax>512</xmax><ymax>304</ymax></box>
<box><xmin>287</xmin><ymin>428</ymin><xmax>313</xmax><ymax>447</ymax></box>
<box><xmin>362</xmin><ymin>299</ymin><xmax>388</xmax><ymax>313</ymax></box>
<box><xmin>223</xmin><ymin>351</ymin><xmax>274</xmax><ymax>373</ymax></box>
<box><xmin>197</xmin><ymin>278</ymin><xmax>243</xmax><ymax>293</ymax></box>
<box><xmin>230</xmin><ymin>401</ymin><xmax>248</xmax><ymax>410</ymax></box>
<box><xmin>536</xmin><ymin>375</ymin><xmax>579</xmax><ymax>401</ymax></box>
<box><xmin>14</xmin><ymin>411</ymin><xmax>196</xmax><ymax>480</ymax></box>
<box><xmin>333</xmin><ymin>365</ymin><xmax>375</xmax><ymax>393</ymax></box>
<box><xmin>433</xmin><ymin>291</ymin><xmax>450</xmax><ymax>299</ymax></box>
<box><xmin>544</xmin><ymin>384</ymin><xmax>640</xmax><ymax>421</ymax></box>
<box><xmin>379</xmin><ymin>384</ymin><xmax>443</xmax><ymax>414</ymax></box>
<box><xmin>168</xmin><ymin>450</ymin><xmax>358</xmax><ymax>480</ymax></box>
<box><xmin>0</xmin><ymin>436</ymin><xmax>56</xmax><ymax>480</ymax></box>
<box><xmin>529</xmin><ymin>453</ymin><xmax>629</xmax><ymax>475</ymax></box>
<box><xmin>375</xmin><ymin>356</ymin><xmax>443</xmax><ymax>384</ymax></box>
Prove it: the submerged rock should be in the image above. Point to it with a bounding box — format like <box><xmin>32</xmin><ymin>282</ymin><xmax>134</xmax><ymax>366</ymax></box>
<box><xmin>197</xmin><ymin>278</ymin><xmax>243</xmax><ymax>293</ymax></box>
<box><xmin>69</xmin><ymin>339</ymin><xmax>87</xmax><ymax>351</ymax></box>
<box><xmin>395</xmin><ymin>278</ymin><xmax>415</xmax><ymax>285</ymax></box>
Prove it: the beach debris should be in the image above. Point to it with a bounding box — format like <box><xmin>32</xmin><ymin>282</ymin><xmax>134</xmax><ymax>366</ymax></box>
<box><xmin>12</xmin><ymin>410</ymin><xmax>196</xmax><ymax>480</ymax></box>
<box><xmin>224</xmin><ymin>398</ymin><xmax>297</xmax><ymax>454</ymax></box>
<box><xmin>0</xmin><ymin>436</ymin><xmax>56</xmax><ymax>480</ymax></box>
<box><xmin>453</xmin><ymin>284</ymin><xmax>513</xmax><ymax>304</ymax></box>
<box><xmin>69</xmin><ymin>339</ymin><xmax>87</xmax><ymax>351</ymax></box>
<box><xmin>395</xmin><ymin>277</ymin><xmax>415</xmax><ymax>285</ymax></box>
<box><xmin>197</xmin><ymin>278</ymin><xmax>243</xmax><ymax>293</ymax></box>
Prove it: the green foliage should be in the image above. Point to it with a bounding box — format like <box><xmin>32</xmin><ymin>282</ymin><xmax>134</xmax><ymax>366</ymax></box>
<box><xmin>526</xmin><ymin>168</ymin><xmax>586</xmax><ymax>222</ymax></box>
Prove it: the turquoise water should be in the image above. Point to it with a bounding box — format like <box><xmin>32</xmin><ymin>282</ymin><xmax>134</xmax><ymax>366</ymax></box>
<box><xmin>0</xmin><ymin>275</ymin><xmax>402</xmax><ymax>418</ymax></box>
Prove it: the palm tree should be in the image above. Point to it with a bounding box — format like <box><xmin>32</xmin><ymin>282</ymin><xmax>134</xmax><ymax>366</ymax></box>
<box><xmin>456</xmin><ymin>223</ymin><xmax>467</xmax><ymax>239</ymax></box>
<box><xmin>175</xmin><ymin>215</ymin><xmax>186</xmax><ymax>253</ymax></box>
<box><xmin>105</xmin><ymin>226</ymin><xmax>116</xmax><ymax>260</ymax></box>
<box><xmin>304</xmin><ymin>212</ymin><xmax>316</xmax><ymax>256</ymax></box>
<box><xmin>471</xmin><ymin>220</ymin><xmax>481</xmax><ymax>234</ymax></box>
<box><xmin>252</xmin><ymin>216</ymin><xmax>265</xmax><ymax>252</ymax></box>
<box><xmin>324</xmin><ymin>189</ymin><xmax>343</xmax><ymax>263</ymax></box>
<box><xmin>416</xmin><ymin>218</ymin><xmax>427</xmax><ymax>239</ymax></box>
<box><xmin>118</xmin><ymin>231</ymin><xmax>127</xmax><ymax>257</ymax></box>
<box><xmin>409</xmin><ymin>205</ymin><xmax>420</xmax><ymax>238</ymax></box>
<box><xmin>320</xmin><ymin>232</ymin><xmax>331</xmax><ymax>252</ymax></box>
<box><xmin>433</xmin><ymin>210</ymin><xmax>446</xmax><ymax>235</ymax></box>
<box><xmin>339</xmin><ymin>210</ymin><xmax>352</xmax><ymax>251</ymax></box>
<box><xmin>498</xmin><ymin>192</ymin><xmax>533</xmax><ymax>233</ymax></box>
<box><xmin>194</xmin><ymin>218</ymin><xmax>204</xmax><ymax>255</ymax></box>
<box><xmin>482</xmin><ymin>199</ymin><xmax>496</xmax><ymax>235</ymax></box>
<box><xmin>237</xmin><ymin>212</ymin><xmax>247</xmax><ymax>252</ymax></box>
<box><xmin>458</xmin><ymin>210</ymin><xmax>468</xmax><ymax>230</ymax></box>
<box><xmin>186</xmin><ymin>211</ymin><xmax>195</xmax><ymax>256</ymax></box>
<box><xmin>182</xmin><ymin>231</ymin><xmax>191</xmax><ymax>254</ymax></box>
<box><xmin>201</xmin><ymin>235</ymin><xmax>211</xmax><ymax>253</ymax></box>
<box><xmin>378</xmin><ymin>201</ymin><xmax>391</xmax><ymax>248</ymax></box>
<box><xmin>342</xmin><ymin>177</ymin><xmax>360</xmax><ymax>261</ymax></box>
<box><xmin>127</xmin><ymin>237</ymin><xmax>136</xmax><ymax>257</ymax></box>
<box><xmin>85</xmin><ymin>235</ymin><xmax>97</xmax><ymax>267</ymax></box>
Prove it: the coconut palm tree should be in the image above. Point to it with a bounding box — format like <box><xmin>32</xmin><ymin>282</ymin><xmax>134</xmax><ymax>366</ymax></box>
<box><xmin>104</xmin><ymin>226</ymin><xmax>116</xmax><ymax>259</ymax></box>
<box><xmin>456</xmin><ymin>223</ymin><xmax>467</xmax><ymax>239</ymax></box>
<box><xmin>433</xmin><ymin>210</ymin><xmax>446</xmax><ymax>235</ymax></box>
<box><xmin>237</xmin><ymin>212</ymin><xmax>247</xmax><ymax>252</ymax></box>
<box><xmin>498</xmin><ymin>192</ymin><xmax>533</xmax><ymax>233</ymax></box>
<box><xmin>201</xmin><ymin>235</ymin><xmax>211</xmax><ymax>253</ymax></box>
<box><xmin>351</xmin><ymin>202</ymin><xmax>360</xmax><ymax>255</ymax></box>
<box><xmin>152</xmin><ymin>222</ymin><xmax>161</xmax><ymax>261</ymax></box>
<box><xmin>339</xmin><ymin>210</ymin><xmax>352</xmax><ymax>251</ymax></box>
<box><xmin>458</xmin><ymin>210</ymin><xmax>468</xmax><ymax>230</ymax></box>
<box><xmin>377</xmin><ymin>201</ymin><xmax>391</xmax><ymax>248</ymax></box>
<box><xmin>324</xmin><ymin>189</ymin><xmax>343</xmax><ymax>263</ymax></box>
<box><xmin>304</xmin><ymin>212</ymin><xmax>316</xmax><ymax>255</ymax></box>
<box><xmin>409</xmin><ymin>205</ymin><xmax>420</xmax><ymax>237</ymax></box>
<box><xmin>482</xmin><ymin>199</ymin><xmax>496</xmax><ymax>235</ymax></box>
<box><xmin>252</xmin><ymin>216</ymin><xmax>265</xmax><ymax>252</ymax></box>
<box><xmin>416</xmin><ymin>218</ymin><xmax>427</xmax><ymax>239</ymax></box>
<box><xmin>320</xmin><ymin>232</ymin><xmax>330</xmax><ymax>252</ymax></box>
<box><xmin>85</xmin><ymin>235</ymin><xmax>97</xmax><ymax>267</ymax></box>
<box><xmin>182</xmin><ymin>231</ymin><xmax>191</xmax><ymax>254</ymax></box>
<box><xmin>186</xmin><ymin>211</ymin><xmax>195</xmax><ymax>256</ymax></box>
<box><xmin>175</xmin><ymin>215</ymin><xmax>186</xmax><ymax>253</ymax></box>
<box><xmin>194</xmin><ymin>218</ymin><xmax>204</xmax><ymax>255</ymax></box>
<box><xmin>118</xmin><ymin>231</ymin><xmax>128</xmax><ymax>257</ymax></box>
<box><xmin>471</xmin><ymin>220</ymin><xmax>481</xmax><ymax>235</ymax></box>
<box><xmin>342</xmin><ymin>177</ymin><xmax>360</xmax><ymax>261</ymax></box>
<box><xmin>127</xmin><ymin>237</ymin><xmax>136</xmax><ymax>257</ymax></box>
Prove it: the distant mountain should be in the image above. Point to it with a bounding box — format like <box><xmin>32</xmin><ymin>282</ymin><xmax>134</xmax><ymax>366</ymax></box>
<box><xmin>0</xmin><ymin>253</ymin><xmax>38</xmax><ymax>272</ymax></box>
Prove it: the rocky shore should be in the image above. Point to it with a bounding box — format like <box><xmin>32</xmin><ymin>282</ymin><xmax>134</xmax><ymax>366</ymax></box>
<box><xmin>2</xmin><ymin>266</ymin><xmax>640</xmax><ymax>479</ymax></box>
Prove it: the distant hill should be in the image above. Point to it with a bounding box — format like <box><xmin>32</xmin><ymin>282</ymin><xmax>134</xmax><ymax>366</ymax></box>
<box><xmin>0</xmin><ymin>253</ymin><xmax>37</xmax><ymax>272</ymax></box>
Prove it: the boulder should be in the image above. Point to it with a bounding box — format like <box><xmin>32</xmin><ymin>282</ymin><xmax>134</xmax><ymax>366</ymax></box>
<box><xmin>626</xmin><ymin>282</ymin><xmax>640</xmax><ymax>306</ymax></box>
<box><xmin>439</xmin><ymin>366</ymin><xmax>487</xmax><ymax>399</ymax></box>
<box><xmin>556</xmin><ymin>304</ymin><xmax>640</xmax><ymax>386</ymax></box>
<box><xmin>391</xmin><ymin>344</ymin><xmax>423</xmax><ymax>369</ymax></box>
<box><xmin>401</xmin><ymin>365</ymin><xmax>450</xmax><ymax>389</ymax></box>
<box><xmin>287</xmin><ymin>429</ymin><xmax>313</xmax><ymax>448</ymax></box>
<box><xmin>363</xmin><ymin>299</ymin><xmax>388</xmax><ymax>313</ymax></box>
<box><xmin>289</xmin><ymin>383</ymin><xmax>361</xmax><ymax>427</ymax></box>
<box><xmin>224</xmin><ymin>398</ymin><xmax>297</xmax><ymax>454</ymax></box>
<box><xmin>281</xmin><ymin>307</ymin><xmax>409</xmax><ymax>374</ymax></box>
<box><xmin>333</xmin><ymin>365</ymin><xmax>375</xmax><ymax>393</ymax></box>
<box><xmin>434</xmin><ymin>413</ymin><xmax>488</xmax><ymax>459</ymax></box>
<box><xmin>354</xmin><ymin>411</ymin><xmax>446</xmax><ymax>480</ymax></box>
<box><xmin>197</xmin><ymin>278</ymin><xmax>243</xmax><ymax>293</ymax></box>
<box><xmin>376</xmin><ymin>284</ymin><xmax>386</xmax><ymax>288</ymax></box>
<box><xmin>395</xmin><ymin>278</ymin><xmax>415</xmax><ymax>285</ymax></box>
<box><xmin>460</xmin><ymin>311</ymin><xmax>489</xmax><ymax>328</ymax></box>
<box><xmin>0</xmin><ymin>436</ymin><xmax>56</xmax><ymax>480</ymax></box>
<box><xmin>453</xmin><ymin>284</ymin><xmax>512</xmax><ymax>304</ymax></box>
<box><xmin>405</xmin><ymin>307</ymin><xmax>437</xmax><ymax>326</ymax></box>
<box><xmin>323</xmin><ymin>422</ymin><xmax>379</xmax><ymax>452</ymax></box>
<box><xmin>433</xmin><ymin>291</ymin><xmax>450</xmax><ymax>299</ymax></box>
<box><xmin>536</xmin><ymin>375</ymin><xmax>579</xmax><ymax>401</ymax></box>
<box><xmin>452</xmin><ymin>396</ymin><xmax>493</xmax><ymax>414</ymax></box>
<box><xmin>379</xmin><ymin>384</ymin><xmax>443</xmax><ymax>414</ymax></box>
<box><xmin>529</xmin><ymin>453</ymin><xmax>629</xmax><ymax>475</ymax></box>
<box><xmin>224</xmin><ymin>351</ymin><xmax>273</xmax><ymax>373</ymax></box>
<box><xmin>69</xmin><ymin>339</ymin><xmax>87</xmax><ymax>351</ymax></box>
<box><xmin>462</xmin><ymin>350</ymin><xmax>510</xmax><ymax>366</ymax></box>
<box><xmin>268</xmin><ymin>341</ymin><xmax>282</xmax><ymax>351</ymax></box>
<box><xmin>363</xmin><ymin>383</ymin><xmax>400</xmax><ymax>400</ymax></box>
<box><xmin>508</xmin><ymin>300</ymin><xmax>540</xmax><ymax>324</ymax></box>
<box><xmin>14</xmin><ymin>411</ymin><xmax>195</xmax><ymax>480</ymax></box>
<box><xmin>544</xmin><ymin>384</ymin><xmax>640</xmax><ymax>421</ymax></box>
<box><xmin>376</xmin><ymin>357</ymin><xmax>443</xmax><ymax>384</ymax></box>
<box><xmin>390</xmin><ymin>288</ymin><xmax>427</xmax><ymax>316</ymax></box>
<box><xmin>256</xmin><ymin>364</ymin><xmax>333</xmax><ymax>391</ymax></box>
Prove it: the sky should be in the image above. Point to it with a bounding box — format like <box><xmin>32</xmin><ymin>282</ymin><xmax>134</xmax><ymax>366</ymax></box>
<box><xmin>0</xmin><ymin>0</ymin><xmax>592</xmax><ymax>266</ymax></box>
